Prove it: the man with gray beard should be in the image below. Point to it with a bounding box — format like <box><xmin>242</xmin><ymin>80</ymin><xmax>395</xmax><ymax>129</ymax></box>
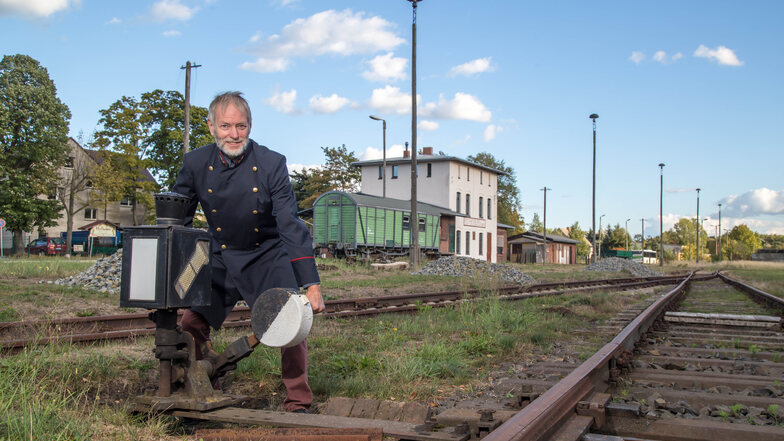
<box><xmin>172</xmin><ymin>91</ymin><xmax>324</xmax><ymax>413</ymax></box>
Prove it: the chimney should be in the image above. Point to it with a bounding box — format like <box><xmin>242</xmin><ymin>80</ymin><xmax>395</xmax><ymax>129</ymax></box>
<box><xmin>403</xmin><ymin>150</ymin><xmax>410</xmax><ymax>158</ymax></box>
<box><xmin>422</xmin><ymin>147</ymin><xmax>433</xmax><ymax>155</ymax></box>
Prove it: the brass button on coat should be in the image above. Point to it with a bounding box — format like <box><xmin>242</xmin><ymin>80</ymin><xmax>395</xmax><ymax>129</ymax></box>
<box><xmin>254</xmin><ymin>228</ymin><xmax>259</xmax><ymax>232</ymax></box>
<box><xmin>208</xmin><ymin>188</ymin><xmax>213</xmax><ymax>193</ymax></box>
<box><xmin>216</xmin><ymin>227</ymin><xmax>222</xmax><ymax>232</ymax></box>
<box><xmin>252</xmin><ymin>166</ymin><xmax>258</xmax><ymax>172</ymax></box>
<box><xmin>220</xmin><ymin>244</ymin><xmax>227</xmax><ymax>250</ymax></box>
<box><xmin>211</xmin><ymin>209</ymin><xmax>217</xmax><ymax>213</ymax></box>
<box><xmin>252</xmin><ymin>210</ymin><xmax>258</xmax><ymax>215</ymax></box>
<box><xmin>252</xmin><ymin>187</ymin><xmax>258</xmax><ymax>193</ymax></box>
<box><xmin>255</xmin><ymin>242</ymin><xmax>260</xmax><ymax>246</ymax></box>
<box><xmin>209</xmin><ymin>166</ymin><xmax>213</xmax><ymax>171</ymax></box>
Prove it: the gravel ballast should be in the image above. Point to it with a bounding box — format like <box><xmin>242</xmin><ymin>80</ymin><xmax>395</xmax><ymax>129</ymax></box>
<box><xmin>413</xmin><ymin>256</ymin><xmax>536</xmax><ymax>284</ymax></box>
<box><xmin>585</xmin><ymin>257</ymin><xmax>663</xmax><ymax>277</ymax></box>
<box><xmin>55</xmin><ymin>250</ymin><xmax>123</xmax><ymax>293</ymax></box>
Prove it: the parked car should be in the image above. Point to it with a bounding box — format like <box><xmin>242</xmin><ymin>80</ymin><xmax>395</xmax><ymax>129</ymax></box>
<box><xmin>26</xmin><ymin>237</ymin><xmax>66</xmax><ymax>256</ymax></box>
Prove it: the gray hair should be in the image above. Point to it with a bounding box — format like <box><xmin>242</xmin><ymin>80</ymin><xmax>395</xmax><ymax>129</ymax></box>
<box><xmin>208</xmin><ymin>91</ymin><xmax>252</xmax><ymax>126</ymax></box>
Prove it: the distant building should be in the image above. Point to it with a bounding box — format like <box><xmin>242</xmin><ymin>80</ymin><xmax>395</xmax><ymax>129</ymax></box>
<box><xmin>507</xmin><ymin>231</ymin><xmax>579</xmax><ymax>264</ymax></box>
<box><xmin>351</xmin><ymin>147</ymin><xmax>506</xmax><ymax>262</ymax></box>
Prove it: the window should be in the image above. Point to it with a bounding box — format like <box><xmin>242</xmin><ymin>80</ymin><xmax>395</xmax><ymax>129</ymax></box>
<box><xmin>480</xmin><ymin>171</ymin><xmax>483</xmax><ymax>184</ymax></box>
<box><xmin>64</xmin><ymin>156</ymin><xmax>74</xmax><ymax>168</ymax></box>
<box><xmin>378</xmin><ymin>165</ymin><xmax>383</xmax><ymax>179</ymax></box>
<box><xmin>84</xmin><ymin>208</ymin><xmax>97</xmax><ymax>220</ymax></box>
<box><xmin>402</xmin><ymin>215</ymin><xmax>410</xmax><ymax>230</ymax></box>
<box><xmin>466</xmin><ymin>194</ymin><xmax>471</xmax><ymax>217</ymax></box>
<box><xmin>392</xmin><ymin>165</ymin><xmax>399</xmax><ymax>179</ymax></box>
<box><xmin>479</xmin><ymin>233</ymin><xmax>483</xmax><ymax>255</ymax></box>
<box><xmin>467</xmin><ymin>168</ymin><xmax>470</xmax><ymax>181</ymax></box>
<box><xmin>120</xmin><ymin>196</ymin><xmax>133</xmax><ymax>207</ymax></box>
<box><xmin>487</xmin><ymin>198</ymin><xmax>492</xmax><ymax>220</ymax></box>
<box><xmin>458</xmin><ymin>166</ymin><xmax>461</xmax><ymax>179</ymax></box>
<box><xmin>456</xmin><ymin>230</ymin><xmax>461</xmax><ymax>254</ymax></box>
<box><xmin>479</xmin><ymin>197</ymin><xmax>484</xmax><ymax>218</ymax></box>
<box><xmin>465</xmin><ymin>232</ymin><xmax>471</xmax><ymax>255</ymax></box>
<box><xmin>86</xmin><ymin>179</ymin><xmax>94</xmax><ymax>188</ymax></box>
<box><xmin>427</xmin><ymin>163</ymin><xmax>432</xmax><ymax>177</ymax></box>
<box><xmin>418</xmin><ymin>217</ymin><xmax>426</xmax><ymax>232</ymax></box>
<box><xmin>456</xmin><ymin>192</ymin><xmax>461</xmax><ymax>213</ymax></box>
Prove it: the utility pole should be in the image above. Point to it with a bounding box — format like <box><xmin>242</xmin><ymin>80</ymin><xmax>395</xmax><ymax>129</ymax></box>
<box><xmin>640</xmin><ymin>218</ymin><xmax>645</xmax><ymax>252</ymax></box>
<box><xmin>590</xmin><ymin>114</ymin><xmax>599</xmax><ymax>263</ymax></box>
<box><xmin>180</xmin><ymin>61</ymin><xmax>201</xmax><ymax>154</ymax></box>
<box><xmin>695</xmin><ymin>188</ymin><xmax>701</xmax><ymax>263</ymax></box>
<box><xmin>718</xmin><ymin>203</ymin><xmax>722</xmax><ymax>261</ymax></box>
<box><xmin>658</xmin><ymin>163</ymin><xmax>665</xmax><ymax>266</ymax></box>
<box><xmin>541</xmin><ymin>187</ymin><xmax>551</xmax><ymax>265</ymax></box>
<box><xmin>625</xmin><ymin>218</ymin><xmax>631</xmax><ymax>250</ymax></box>
<box><xmin>408</xmin><ymin>0</ymin><xmax>422</xmax><ymax>267</ymax></box>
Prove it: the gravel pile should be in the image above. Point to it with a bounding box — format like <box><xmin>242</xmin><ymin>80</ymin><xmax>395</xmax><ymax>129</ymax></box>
<box><xmin>413</xmin><ymin>256</ymin><xmax>536</xmax><ymax>284</ymax></box>
<box><xmin>585</xmin><ymin>257</ymin><xmax>662</xmax><ymax>277</ymax></box>
<box><xmin>55</xmin><ymin>249</ymin><xmax>123</xmax><ymax>293</ymax></box>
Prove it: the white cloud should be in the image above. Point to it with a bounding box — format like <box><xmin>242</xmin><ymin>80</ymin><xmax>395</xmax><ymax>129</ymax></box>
<box><xmin>453</xmin><ymin>134</ymin><xmax>471</xmax><ymax>146</ymax></box>
<box><xmin>243</xmin><ymin>9</ymin><xmax>405</xmax><ymax>73</ymax></box>
<box><xmin>652</xmin><ymin>51</ymin><xmax>683</xmax><ymax>64</ymax></box>
<box><xmin>309</xmin><ymin>93</ymin><xmax>351</xmax><ymax>114</ymax></box>
<box><xmin>239</xmin><ymin>57</ymin><xmax>290</xmax><ymax>73</ymax></box>
<box><xmin>694</xmin><ymin>44</ymin><xmax>743</xmax><ymax>66</ymax></box>
<box><xmin>162</xmin><ymin>30</ymin><xmax>181</xmax><ymax>37</ymax></box>
<box><xmin>274</xmin><ymin>0</ymin><xmax>299</xmax><ymax>7</ymax></box>
<box><xmin>249</xmin><ymin>32</ymin><xmax>262</xmax><ymax>43</ymax></box>
<box><xmin>369</xmin><ymin>85</ymin><xmax>418</xmax><ymax>115</ymax></box>
<box><xmin>106</xmin><ymin>17</ymin><xmax>121</xmax><ymax>25</ymax></box>
<box><xmin>418</xmin><ymin>120</ymin><xmax>439</xmax><ymax>131</ymax></box>
<box><xmin>448</xmin><ymin>57</ymin><xmax>494</xmax><ymax>77</ymax></box>
<box><xmin>151</xmin><ymin>0</ymin><xmax>196</xmax><ymax>22</ymax></box>
<box><xmin>362</xmin><ymin>52</ymin><xmax>407</xmax><ymax>82</ymax></box>
<box><xmin>0</xmin><ymin>0</ymin><xmax>75</xmax><ymax>18</ymax></box>
<box><xmin>629</xmin><ymin>51</ymin><xmax>645</xmax><ymax>64</ymax></box>
<box><xmin>265</xmin><ymin>89</ymin><xmax>298</xmax><ymax>115</ymax></box>
<box><xmin>719</xmin><ymin>188</ymin><xmax>784</xmax><ymax>218</ymax></box>
<box><xmin>484</xmin><ymin>124</ymin><xmax>502</xmax><ymax>142</ymax></box>
<box><xmin>358</xmin><ymin>143</ymin><xmax>406</xmax><ymax>161</ymax></box>
<box><xmin>422</xmin><ymin>93</ymin><xmax>492</xmax><ymax>122</ymax></box>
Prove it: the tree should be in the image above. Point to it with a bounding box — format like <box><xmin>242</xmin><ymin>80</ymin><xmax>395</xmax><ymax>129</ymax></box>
<box><xmin>528</xmin><ymin>213</ymin><xmax>543</xmax><ymax>232</ymax></box>
<box><xmin>567</xmin><ymin>221</ymin><xmax>590</xmax><ymax>258</ymax></box>
<box><xmin>727</xmin><ymin>224</ymin><xmax>761</xmax><ymax>260</ymax></box>
<box><xmin>142</xmin><ymin>89</ymin><xmax>211</xmax><ymax>188</ymax></box>
<box><xmin>601</xmin><ymin>224</ymin><xmax>629</xmax><ymax>252</ymax></box>
<box><xmin>0</xmin><ymin>54</ymin><xmax>71</xmax><ymax>254</ymax></box>
<box><xmin>467</xmin><ymin>152</ymin><xmax>523</xmax><ymax>231</ymax></box>
<box><xmin>670</xmin><ymin>217</ymin><xmax>708</xmax><ymax>261</ymax></box>
<box><xmin>93</xmin><ymin>96</ymin><xmax>159</xmax><ymax>225</ymax></box>
<box><xmin>296</xmin><ymin>145</ymin><xmax>361</xmax><ymax>209</ymax></box>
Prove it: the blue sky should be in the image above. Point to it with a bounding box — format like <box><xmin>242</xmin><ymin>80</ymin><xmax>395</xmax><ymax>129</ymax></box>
<box><xmin>2</xmin><ymin>0</ymin><xmax>782</xmax><ymax>236</ymax></box>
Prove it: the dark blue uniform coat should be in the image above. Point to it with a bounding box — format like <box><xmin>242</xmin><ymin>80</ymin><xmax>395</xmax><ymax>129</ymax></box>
<box><xmin>172</xmin><ymin>140</ymin><xmax>319</xmax><ymax>329</ymax></box>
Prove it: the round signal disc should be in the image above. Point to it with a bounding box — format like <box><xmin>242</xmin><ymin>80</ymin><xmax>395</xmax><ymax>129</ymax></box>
<box><xmin>251</xmin><ymin>287</ymin><xmax>313</xmax><ymax>348</ymax></box>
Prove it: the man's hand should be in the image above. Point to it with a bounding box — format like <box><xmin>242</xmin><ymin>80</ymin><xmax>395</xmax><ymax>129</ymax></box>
<box><xmin>305</xmin><ymin>284</ymin><xmax>325</xmax><ymax>314</ymax></box>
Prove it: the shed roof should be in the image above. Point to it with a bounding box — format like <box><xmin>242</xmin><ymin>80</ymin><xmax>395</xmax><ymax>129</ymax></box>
<box><xmin>508</xmin><ymin>231</ymin><xmax>579</xmax><ymax>245</ymax></box>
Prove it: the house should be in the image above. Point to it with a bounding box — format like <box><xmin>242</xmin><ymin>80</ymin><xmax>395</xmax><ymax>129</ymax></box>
<box><xmin>43</xmin><ymin>138</ymin><xmax>157</xmax><ymax>238</ymax></box>
<box><xmin>351</xmin><ymin>147</ymin><xmax>505</xmax><ymax>262</ymax></box>
<box><xmin>507</xmin><ymin>231</ymin><xmax>579</xmax><ymax>264</ymax></box>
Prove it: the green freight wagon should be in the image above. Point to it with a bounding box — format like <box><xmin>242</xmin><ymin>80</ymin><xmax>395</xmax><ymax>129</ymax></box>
<box><xmin>312</xmin><ymin>191</ymin><xmax>442</xmax><ymax>258</ymax></box>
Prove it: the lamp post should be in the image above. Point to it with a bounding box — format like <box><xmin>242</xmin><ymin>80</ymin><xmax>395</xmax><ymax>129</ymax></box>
<box><xmin>590</xmin><ymin>114</ymin><xmax>599</xmax><ymax>263</ymax></box>
<box><xmin>541</xmin><ymin>187</ymin><xmax>551</xmax><ymax>265</ymax></box>
<box><xmin>695</xmin><ymin>188</ymin><xmax>701</xmax><ymax>263</ymax></box>
<box><xmin>658</xmin><ymin>163</ymin><xmax>665</xmax><ymax>266</ymax></box>
<box><xmin>625</xmin><ymin>218</ymin><xmax>631</xmax><ymax>250</ymax></box>
<box><xmin>640</xmin><ymin>218</ymin><xmax>645</xmax><ymax>252</ymax></box>
<box><xmin>599</xmin><ymin>214</ymin><xmax>605</xmax><ymax>259</ymax></box>
<box><xmin>369</xmin><ymin>115</ymin><xmax>386</xmax><ymax>198</ymax></box>
<box><xmin>407</xmin><ymin>0</ymin><xmax>422</xmax><ymax>267</ymax></box>
<box><xmin>718</xmin><ymin>203</ymin><xmax>722</xmax><ymax>261</ymax></box>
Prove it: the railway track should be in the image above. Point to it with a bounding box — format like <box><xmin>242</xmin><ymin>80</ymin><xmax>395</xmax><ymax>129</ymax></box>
<box><xmin>0</xmin><ymin>274</ymin><xmax>688</xmax><ymax>350</ymax></box>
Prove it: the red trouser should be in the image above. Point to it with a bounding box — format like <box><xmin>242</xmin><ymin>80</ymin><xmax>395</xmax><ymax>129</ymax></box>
<box><xmin>180</xmin><ymin>309</ymin><xmax>312</xmax><ymax>412</ymax></box>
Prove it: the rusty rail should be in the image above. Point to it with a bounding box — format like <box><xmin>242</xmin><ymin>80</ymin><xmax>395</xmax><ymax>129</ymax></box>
<box><xmin>717</xmin><ymin>272</ymin><xmax>784</xmax><ymax>314</ymax></box>
<box><xmin>483</xmin><ymin>271</ymin><xmax>697</xmax><ymax>441</ymax></box>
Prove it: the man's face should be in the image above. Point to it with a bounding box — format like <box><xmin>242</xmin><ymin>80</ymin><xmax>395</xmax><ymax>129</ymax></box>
<box><xmin>208</xmin><ymin>103</ymin><xmax>251</xmax><ymax>158</ymax></box>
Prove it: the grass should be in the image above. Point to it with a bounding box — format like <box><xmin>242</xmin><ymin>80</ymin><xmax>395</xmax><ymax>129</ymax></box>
<box><xmin>0</xmin><ymin>257</ymin><xmax>95</xmax><ymax>279</ymax></box>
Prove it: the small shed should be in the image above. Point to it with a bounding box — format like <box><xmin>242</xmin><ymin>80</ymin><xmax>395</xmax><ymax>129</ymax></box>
<box><xmin>78</xmin><ymin>220</ymin><xmax>121</xmax><ymax>255</ymax></box>
<box><xmin>507</xmin><ymin>231</ymin><xmax>578</xmax><ymax>264</ymax></box>
<box><xmin>496</xmin><ymin>222</ymin><xmax>515</xmax><ymax>263</ymax></box>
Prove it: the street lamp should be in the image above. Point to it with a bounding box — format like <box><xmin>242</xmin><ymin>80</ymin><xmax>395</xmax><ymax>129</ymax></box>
<box><xmin>695</xmin><ymin>188</ymin><xmax>701</xmax><ymax>263</ymax></box>
<box><xmin>599</xmin><ymin>214</ymin><xmax>605</xmax><ymax>259</ymax></box>
<box><xmin>590</xmin><ymin>113</ymin><xmax>599</xmax><ymax>263</ymax></box>
<box><xmin>369</xmin><ymin>115</ymin><xmax>386</xmax><ymax>198</ymax></box>
<box><xmin>640</xmin><ymin>218</ymin><xmax>645</xmax><ymax>252</ymax></box>
<box><xmin>658</xmin><ymin>163</ymin><xmax>665</xmax><ymax>266</ymax></box>
<box><xmin>407</xmin><ymin>0</ymin><xmax>422</xmax><ymax>267</ymax></box>
<box><xmin>541</xmin><ymin>187</ymin><xmax>551</xmax><ymax>265</ymax></box>
<box><xmin>718</xmin><ymin>203</ymin><xmax>722</xmax><ymax>261</ymax></box>
<box><xmin>625</xmin><ymin>218</ymin><xmax>631</xmax><ymax>250</ymax></box>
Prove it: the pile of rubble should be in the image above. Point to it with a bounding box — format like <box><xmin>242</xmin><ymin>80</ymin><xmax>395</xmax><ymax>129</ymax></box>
<box><xmin>413</xmin><ymin>256</ymin><xmax>536</xmax><ymax>284</ymax></box>
<box><xmin>55</xmin><ymin>250</ymin><xmax>123</xmax><ymax>293</ymax></box>
<box><xmin>585</xmin><ymin>257</ymin><xmax>662</xmax><ymax>277</ymax></box>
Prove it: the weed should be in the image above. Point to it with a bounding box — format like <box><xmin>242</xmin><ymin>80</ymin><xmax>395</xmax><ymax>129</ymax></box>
<box><xmin>731</xmin><ymin>338</ymin><xmax>743</xmax><ymax>349</ymax></box>
<box><xmin>730</xmin><ymin>403</ymin><xmax>744</xmax><ymax>417</ymax></box>
<box><xmin>718</xmin><ymin>410</ymin><xmax>729</xmax><ymax>422</ymax></box>
<box><xmin>748</xmin><ymin>344</ymin><xmax>761</xmax><ymax>355</ymax></box>
<box><xmin>772</xmin><ymin>352</ymin><xmax>782</xmax><ymax>363</ymax></box>
<box><xmin>76</xmin><ymin>309</ymin><xmax>96</xmax><ymax>318</ymax></box>
<box><xmin>0</xmin><ymin>305</ymin><xmax>19</xmax><ymax>322</ymax></box>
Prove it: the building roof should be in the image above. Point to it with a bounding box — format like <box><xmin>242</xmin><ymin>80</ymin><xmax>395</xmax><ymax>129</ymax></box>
<box><xmin>78</xmin><ymin>220</ymin><xmax>122</xmax><ymax>231</ymax></box>
<box><xmin>351</xmin><ymin>153</ymin><xmax>507</xmax><ymax>176</ymax></box>
<box><xmin>317</xmin><ymin>191</ymin><xmax>463</xmax><ymax>217</ymax></box>
<box><xmin>508</xmin><ymin>231</ymin><xmax>579</xmax><ymax>245</ymax></box>
<box><xmin>82</xmin><ymin>146</ymin><xmax>157</xmax><ymax>185</ymax></box>
<box><xmin>497</xmin><ymin>222</ymin><xmax>516</xmax><ymax>229</ymax></box>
